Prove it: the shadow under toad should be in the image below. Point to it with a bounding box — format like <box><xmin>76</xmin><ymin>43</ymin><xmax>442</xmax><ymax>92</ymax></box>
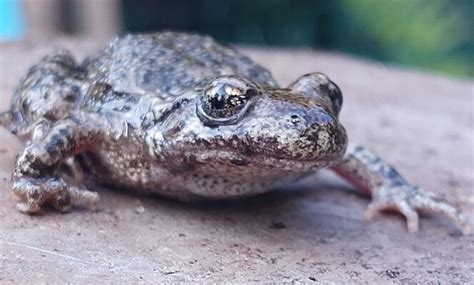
<box><xmin>92</xmin><ymin>170</ymin><xmax>376</xmax><ymax>243</ymax></box>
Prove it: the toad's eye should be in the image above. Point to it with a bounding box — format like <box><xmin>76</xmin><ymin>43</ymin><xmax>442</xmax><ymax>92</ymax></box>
<box><xmin>197</xmin><ymin>78</ymin><xmax>258</xmax><ymax>126</ymax></box>
<box><xmin>203</xmin><ymin>84</ymin><xmax>249</xmax><ymax>118</ymax></box>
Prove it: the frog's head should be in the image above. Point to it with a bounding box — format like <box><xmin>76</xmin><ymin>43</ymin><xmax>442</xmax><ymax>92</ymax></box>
<box><xmin>158</xmin><ymin>73</ymin><xmax>347</xmax><ymax>177</ymax></box>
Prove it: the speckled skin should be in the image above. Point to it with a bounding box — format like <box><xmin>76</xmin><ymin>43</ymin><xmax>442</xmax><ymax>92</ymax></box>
<box><xmin>0</xmin><ymin>32</ymin><xmax>469</xmax><ymax>234</ymax></box>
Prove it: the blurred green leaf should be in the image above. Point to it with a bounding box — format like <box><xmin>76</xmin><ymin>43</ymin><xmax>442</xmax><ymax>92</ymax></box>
<box><xmin>122</xmin><ymin>0</ymin><xmax>474</xmax><ymax>78</ymax></box>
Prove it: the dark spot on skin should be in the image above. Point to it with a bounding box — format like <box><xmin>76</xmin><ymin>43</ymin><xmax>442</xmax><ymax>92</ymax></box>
<box><xmin>163</xmin><ymin>271</ymin><xmax>179</xmax><ymax>276</ymax></box>
<box><xmin>384</xmin><ymin>166</ymin><xmax>406</xmax><ymax>188</ymax></box>
<box><xmin>270</xmin><ymin>221</ymin><xmax>286</xmax><ymax>229</ymax></box>
<box><xmin>88</xmin><ymin>82</ymin><xmax>113</xmax><ymax>101</ymax></box>
<box><xmin>230</xmin><ymin>158</ymin><xmax>249</xmax><ymax>166</ymax></box>
<box><xmin>64</xmin><ymin>93</ymin><xmax>77</xmax><ymax>102</ymax></box>
<box><xmin>301</xmin><ymin>124</ymin><xmax>320</xmax><ymax>143</ymax></box>
<box><xmin>58</xmin><ymin>163</ymin><xmax>74</xmax><ymax>177</ymax></box>
<box><xmin>290</xmin><ymin>114</ymin><xmax>302</xmax><ymax>125</ymax></box>
<box><xmin>55</xmin><ymin>195</ymin><xmax>72</xmax><ymax>209</ymax></box>
<box><xmin>129</xmin><ymin>159</ymin><xmax>139</xmax><ymax>168</ymax></box>
<box><xmin>43</xmin><ymin>112</ymin><xmax>57</xmax><ymax>121</ymax></box>
<box><xmin>59</xmin><ymin>128</ymin><xmax>72</xmax><ymax>141</ymax></box>
<box><xmin>29</xmin><ymin>189</ymin><xmax>40</xmax><ymax>199</ymax></box>
<box><xmin>384</xmin><ymin>269</ymin><xmax>400</xmax><ymax>279</ymax></box>
<box><xmin>45</xmin><ymin>133</ymin><xmax>70</xmax><ymax>158</ymax></box>
<box><xmin>29</xmin><ymin>159</ymin><xmax>53</xmax><ymax>176</ymax></box>
<box><xmin>142</xmin><ymin>70</ymin><xmax>153</xmax><ymax>84</ymax></box>
<box><xmin>188</xmin><ymin>154</ymin><xmax>197</xmax><ymax>162</ymax></box>
<box><xmin>70</xmin><ymin>85</ymin><xmax>81</xmax><ymax>94</ymax></box>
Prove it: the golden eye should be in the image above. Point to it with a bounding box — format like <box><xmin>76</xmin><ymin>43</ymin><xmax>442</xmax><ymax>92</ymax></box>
<box><xmin>197</xmin><ymin>77</ymin><xmax>259</xmax><ymax>126</ymax></box>
<box><xmin>202</xmin><ymin>83</ymin><xmax>250</xmax><ymax>118</ymax></box>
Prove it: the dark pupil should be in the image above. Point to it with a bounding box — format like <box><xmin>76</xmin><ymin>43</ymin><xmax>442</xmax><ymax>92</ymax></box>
<box><xmin>210</xmin><ymin>89</ymin><xmax>227</xmax><ymax>110</ymax></box>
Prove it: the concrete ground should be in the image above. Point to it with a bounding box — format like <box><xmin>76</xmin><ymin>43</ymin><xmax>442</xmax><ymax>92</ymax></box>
<box><xmin>0</xmin><ymin>38</ymin><xmax>473</xmax><ymax>283</ymax></box>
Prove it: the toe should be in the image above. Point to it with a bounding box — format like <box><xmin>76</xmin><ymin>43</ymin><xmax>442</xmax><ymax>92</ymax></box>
<box><xmin>397</xmin><ymin>201</ymin><xmax>419</xmax><ymax>233</ymax></box>
<box><xmin>16</xmin><ymin>201</ymin><xmax>41</xmax><ymax>214</ymax></box>
<box><xmin>413</xmin><ymin>193</ymin><xmax>471</xmax><ymax>235</ymax></box>
<box><xmin>52</xmin><ymin>195</ymin><xmax>72</xmax><ymax>212</ymax></box>
<box><xmin>365</xmin><ymin>194</ymin><xmax>420</xmax><ymax>232</ymax></box>
<box><xmin>69</xmin><ymin>186</ymin><xmax>100</xmax><ymax>209</ymax></box>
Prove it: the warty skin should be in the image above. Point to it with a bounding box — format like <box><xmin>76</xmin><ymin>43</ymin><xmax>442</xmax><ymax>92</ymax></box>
<box><xmin>0</xmin><ymin>32</ymin><xmax>469</xmax><ymax>234</ymax></box>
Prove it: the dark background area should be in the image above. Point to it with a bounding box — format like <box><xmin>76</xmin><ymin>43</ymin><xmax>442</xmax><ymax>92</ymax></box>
<box><xmin>2</xmin><ymin>0</ymin><xmax>471</xmax><ymax>77</ymax></box>
<box><xmin>121</xmin><ymin>0</ymin><xmax>473</xmax><ymax>78</ymax></box>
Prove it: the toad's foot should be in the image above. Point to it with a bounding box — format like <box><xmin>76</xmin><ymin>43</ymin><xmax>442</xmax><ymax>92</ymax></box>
<box><xmin>12</xmin><ymin>113</ymin><xmax>106</xmax><ymax>214</ymax></box>
<box><xmin>13</xmin><ymin>176</ymin><xmax>99</xmax><ymax>214</ymax></box>
<box><xmin>365</xmin><ymin>184</ymin><xmax>470</xmax><ymax>234</ymax></box>
<box><xmin>332</xmin><ymin>143</ymin><xmax>471</xmax><ymax>234</ymax></box>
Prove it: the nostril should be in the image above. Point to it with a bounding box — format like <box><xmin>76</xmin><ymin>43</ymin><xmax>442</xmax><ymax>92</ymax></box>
<box><xmin>290</xmin><ymin>114</ymin><xmax>301</xmax><ymax>125</ymax></box>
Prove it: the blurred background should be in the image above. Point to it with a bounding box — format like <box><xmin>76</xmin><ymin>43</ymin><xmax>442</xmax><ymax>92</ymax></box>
<box><xmin>0</xmin><ymin>0</ymin><xmax>472</xmax><ymax>78</ymax></box>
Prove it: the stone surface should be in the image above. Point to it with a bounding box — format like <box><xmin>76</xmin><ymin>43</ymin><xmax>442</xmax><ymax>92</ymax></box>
<box><xmin>0</xmin><ymin>38</ymin><xmax>473</xmax><ymax>283</ymax></box>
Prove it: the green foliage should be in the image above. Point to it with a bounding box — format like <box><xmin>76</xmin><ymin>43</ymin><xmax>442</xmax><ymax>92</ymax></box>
<box><xmin>122</xmin><ymin>0</ymin><xmax>473</xmax><ymax>77</ymax></box>
<box><xmin>340</xmin><ymin>0</ymin><xmax>473</xmax><ymax>77</ymax></box>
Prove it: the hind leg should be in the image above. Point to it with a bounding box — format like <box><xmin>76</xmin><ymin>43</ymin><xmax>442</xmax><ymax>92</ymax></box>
<box><xmin>331</xmin><ymin>143</ymin><xmax>470</xmax><ymax>234</ymax></box>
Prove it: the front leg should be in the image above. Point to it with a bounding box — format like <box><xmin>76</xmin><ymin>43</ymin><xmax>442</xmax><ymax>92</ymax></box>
<box><xmin>331</xmin><ymin>143</ymin><xmax>470</xmax><ymax>234</ymax></box>
<box><xmin>12</xmin><ymin>113</ymin><xmax>105</xmax><ymax>214</ymax></box>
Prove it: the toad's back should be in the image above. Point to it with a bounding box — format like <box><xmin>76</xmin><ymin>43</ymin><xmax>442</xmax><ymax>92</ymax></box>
<box><xmin>84</xmin><ymin>32</ymin><xmax>277</xmax><ymax>101</ymax></box>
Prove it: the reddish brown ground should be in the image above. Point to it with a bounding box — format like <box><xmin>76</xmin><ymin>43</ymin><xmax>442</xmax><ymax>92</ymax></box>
<box><xmin>0</xmin><ymin>38</ymin><xmax>473</xmax><ymax>283</ymax></box>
